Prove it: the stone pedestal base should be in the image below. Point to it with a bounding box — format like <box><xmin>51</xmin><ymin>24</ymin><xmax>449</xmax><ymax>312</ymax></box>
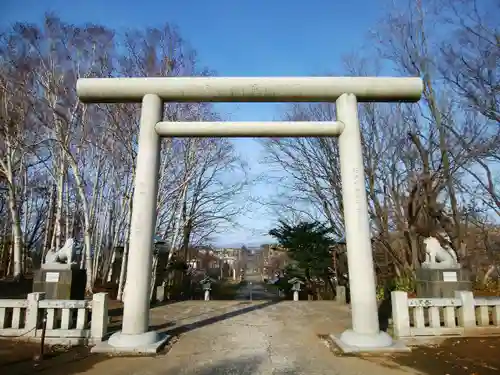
<box><xmin>416</xmin><ymin>266</ymin><xmax>471</xmax><ymax>298</ymax></box>
<box><xmin>91</xmin><ymin>330</ymin><xmax>171</xmax><ymax>355</ymax></box>
<box><xmin>33</xmin><ymin>265</ymin><xmax>86</xmax><ymax>300</ymax></box>
<box><xmin>330</xmin><ymin>329</ymin><xmax>410</xmax><ymax>353</ymax></box>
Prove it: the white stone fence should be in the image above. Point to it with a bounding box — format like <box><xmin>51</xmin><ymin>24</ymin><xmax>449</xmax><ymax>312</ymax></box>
<box><xmin>0</xmin><ymin>292</ymin><xmax>108</xmax><ymax>345</ymax></box>
<box><xmin>391</xmin><ymin>290</ymin><xmax>500</xmax><ymax>339</ymax></box>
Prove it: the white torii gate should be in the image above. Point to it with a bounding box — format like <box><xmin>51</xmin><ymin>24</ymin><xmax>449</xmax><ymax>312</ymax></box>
<box><xmin>77</xmin><ymin>76</ymin><xmax>422</xmax><ymax>354</ymax></box>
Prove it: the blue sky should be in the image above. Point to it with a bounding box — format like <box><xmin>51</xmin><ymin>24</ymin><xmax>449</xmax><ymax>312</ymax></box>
<box><xmin>1</xmin><ymin>0</ymin><xmax>387</xmax><ymax>247</ymax></box>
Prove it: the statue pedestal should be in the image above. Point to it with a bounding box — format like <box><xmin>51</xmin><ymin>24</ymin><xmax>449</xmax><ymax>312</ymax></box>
<box><xmin>415</xmin><ymin>265</ymin><xmax>472</xmax><ymax>298</ymax></box>
<box><xmin>33</xmin><ymin>264</ymin><xmax>87</xmax><ymax>300</ymax></box>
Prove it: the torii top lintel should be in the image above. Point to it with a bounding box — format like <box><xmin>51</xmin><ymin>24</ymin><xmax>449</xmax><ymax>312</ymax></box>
<box><xmin>76</xmin><ymin>76</ymin><xmax>423</xmax><ymax>104</ymax></box>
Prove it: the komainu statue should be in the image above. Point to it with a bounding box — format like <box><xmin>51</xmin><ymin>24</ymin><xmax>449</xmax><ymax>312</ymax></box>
<box><xmin>422</xmin><ymin>234</ymin><xmax>458</xmax><ymax>268</ymax></box>
<box><xmin>44</xmin><ymin>238</ymin><xmax>76</xmax><ymax>265</ymax></box>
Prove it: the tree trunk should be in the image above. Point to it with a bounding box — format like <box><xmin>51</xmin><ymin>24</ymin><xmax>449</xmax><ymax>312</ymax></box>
<box><xmin>52</xmin><ymin>152</ymin><xmax>66</xmax><ymax>251</ymax></box>
<box><xmin>117</xmin><ymin>193</ymin><xmax>134</xmax><ymax>301</ymax></box>
<box><xmin>65</xmin><ymin>178</ymin><xmax>71</xmax><ymax>240</ymax></box>
<box><xmin>165</xmin><ymin>182</ymin><xmax>189</xmax><ymax>295</ymax></box>
<box><xmin>66</xmin><ymin>154</ymin><xmax>93</xmax><ymax>293</ymax></box>
<box><xmin>106</xmin><ymin>179</ymin><xmax>130</xmax><ymax>283</ymax></box>
<box><xmin>42</xmin><ymin>185</ymin><xmax>56</xmax><ymax>257</ymax></box>
<box><xmin>0</xmin><ymin>220</ymin><xmax>9</xmax><ymax>277</ymax></box>
<box><xmin>21</xmin><ymin>167</ymin><xmax>28</xmax><ymax>273</ymax></box>
<box><xmin>5</xmin><ymin>145</ymin><xmax>23</xmax><ymax>280</ymax></box>
<box><xmin>149</xmin><ymin>254</ymin><xmax>159</xmax><ymax>302</ymax></box>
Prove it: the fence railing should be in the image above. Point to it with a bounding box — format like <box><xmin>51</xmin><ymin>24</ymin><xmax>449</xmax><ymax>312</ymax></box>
<box><xmin>0</xmin><ymin>292</ymin><xmax>108</xmax><ymax>345</ymax></box>
<box><xmin>391</xmin><ymin>290</ymin><xmax>500</xmax><ymax>339</ymax></box>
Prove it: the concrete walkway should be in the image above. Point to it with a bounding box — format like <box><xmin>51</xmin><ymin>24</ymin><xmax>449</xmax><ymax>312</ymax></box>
<box><xmin>25</xmin><ymin>282</ymin><xmax>422</xmax><ymax>375</ymax></box>
<box><xmin>59</xmin><ymin>288</ymin><xmax>421</xmax><ymax>374</ymax></box>
<box><xmin>144</xmin><ymin>300</ymin><xmax>419</xmax><ymax>375</ymax></box>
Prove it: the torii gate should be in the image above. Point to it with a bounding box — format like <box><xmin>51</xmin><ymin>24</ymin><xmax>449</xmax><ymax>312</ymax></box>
<box><xmin>77</xmin><ymin>76</ymin><xmax>422</xmax><ymax>354</ymax></box>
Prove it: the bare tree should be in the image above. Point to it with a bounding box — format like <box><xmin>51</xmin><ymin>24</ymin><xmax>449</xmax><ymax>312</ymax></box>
<box><xmin>263</xmin><ymin>0</ymin><xmax>499</xmax><ymax>282</ymax></box>
<box><xmin>0</xmin><ymin>14</ymin><xmax>242</xmax><ymax>302</ymax></box>
<box><xmin>438</xmin><ymin>0</ymin><xmax>499</xmax><ymax>123</ymax></box>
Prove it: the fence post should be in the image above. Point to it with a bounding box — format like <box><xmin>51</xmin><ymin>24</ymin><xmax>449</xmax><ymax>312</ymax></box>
<box><xmin>492</xmin><ymin>304</ymin><xmax>500</xmax><ymax>327</ymax></box>
<box><xmin>156</xmin><ymin>284</ymin><xmax>166</xmax><ymax>303</ymax></box>
<box><xmin>455</xmin><ymin>291</ymin><xmax>476</xmax><ymax>329</ymax></box>
<box><xmin>391</xmin><ymin>291</ymin><xmax>411</xmax><ymax>338</ymax></box>
<box><xmin>91</xmin><ymin>293</ymin><xmax>109</xmax><ymax>342</ymax></box>
<box><xmin>26</xmin><ymin>292</ymin><xmax>45</xmax><ymax>337</ymax></box>
<box><xmin>336</xmin><ymin>286</ymin><xmax>346</xmax><ymax>304</ymax></box>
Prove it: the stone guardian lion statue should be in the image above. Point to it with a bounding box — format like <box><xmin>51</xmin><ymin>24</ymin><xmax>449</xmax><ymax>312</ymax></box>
<box><xmin>422</xmin><ymin>235</ymin><xmax>458</xmax><ymax>268</ymax></box>
<box><xmin>44</xmin><ymin>238</ymin><xmax>76</xmax><ymax>265</ymax></box>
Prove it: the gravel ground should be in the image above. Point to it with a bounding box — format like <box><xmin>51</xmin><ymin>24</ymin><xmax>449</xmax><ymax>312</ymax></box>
<box><xmin>7</xmin><ymin>281</ymin><xmax>417</xmax><ymax>375</ymax></box>
<box><xmin>4</xmin><ymin>278</ymin><xmax>498</xmax><ymax>374</ymax></box>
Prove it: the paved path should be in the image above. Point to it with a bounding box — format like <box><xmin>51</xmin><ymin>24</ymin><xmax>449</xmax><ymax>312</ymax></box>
<box><xmin>29</xmin><ymin>283</ymin><xmax>421</xmax><ymax>375</ymax></box>
<box><xmin>234</xmin><ymin>282</ymin><xmax>279</xmax><ymax>300</ymax></box>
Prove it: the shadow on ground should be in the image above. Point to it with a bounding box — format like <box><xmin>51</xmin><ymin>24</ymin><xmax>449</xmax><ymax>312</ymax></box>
<box><xmin>106</xmin><ymin>299</ymin><xmax>190</xmax><ymax>334</ymax></box>
<box><xmin>162</xmin><ymin>355</ymin><xmax>302</xmax><ymax>375</ymax></box>
<box><xmin>150</xmin><ymin>301</ymin><xmax>255</xmax><ymax>332</ymax></box>
<box><xmin>3</xmin><ymin>300</ymin><xmax>283</xmax><ymax>375</ymax></box>
<box><xmin>1</xmin><ymin>343</ymin><xmax>108</xmax><ymax>375</ymax></box>
<box><xmin>373</xmin><ymin>290</ymin><xmax>500</xmax><ymax>375</ymax></box>
<box><xmin>160</xmin><ymin>300</ymin><xmax>282</xmax><ymax>335</ymax></box>
<box><xmin>383</xmin><ymin>337</ymin><xmax>500</xmax><ymax>375</ymax></box>
<box><xmin>108</xmin><ymin>298</ymin><xmax>189</xmax><ymax>320</ymax></box>
<box><xmin>4</xmin><ymin>347</ymin><xmax>301</xmax><ymax>375</ymax></box>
